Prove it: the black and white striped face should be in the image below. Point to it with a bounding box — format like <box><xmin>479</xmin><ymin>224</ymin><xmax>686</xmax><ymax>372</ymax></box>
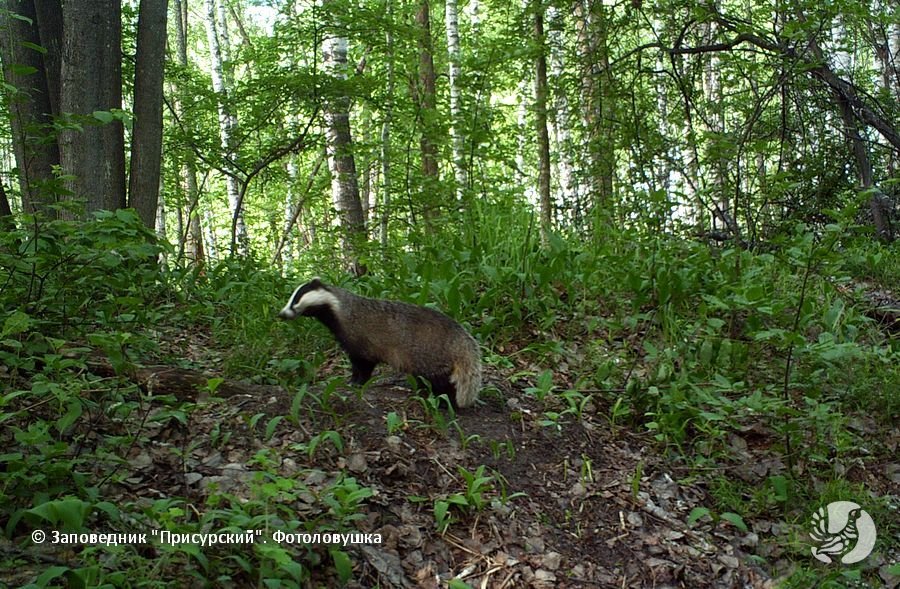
<box><xmin>278</xmin><ymin>279</ymin><xmax>340</xmax><ymax>320</ymax></box>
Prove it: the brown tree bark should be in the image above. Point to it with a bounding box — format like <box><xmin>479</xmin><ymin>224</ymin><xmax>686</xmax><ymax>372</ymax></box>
<box><xmin>173</xmin><ymin>0</ymin><xmax>204</xmax><ymax>265</ymax></box>
<box><xmin>0</xmin><ymin>179</ymin><xmax>13</xmax><ymax>220</ymax></box>
<box><xmin>32</xmin><ymin>0</ymin><xmax>61</xmax><ymax>115</ymax></box>
<box><xmin>534</xmin><ymin>0</ymin><xmax>552</xmax><ymax>245</ymax></box>
<box><xmin>416</xmin><ymin>0</ymin><xmax>439</xmax><ymax>220</ymax></box>
<box><xmin>322</xmin><ymin>1</ymin><xmax>367</xmax><ymax>276</ymax></box>
<box><xmin>58</xmin><ymin>0</ymin><xmax>126</xmax><ymax>215</ymax></box>
<box><xmin>0</xmin><ymin>0</ymin><xmax>61</xmax><ymax>216</ymax></box>
<box><xmin>129</xmin><ymin>0</ymin><xmax>169</xmax><ymax>230</ymax></box>
<box><xmin>574</xmin><ymin>0</ymin><xmax>614</xmax><ymax>210</ymax></box>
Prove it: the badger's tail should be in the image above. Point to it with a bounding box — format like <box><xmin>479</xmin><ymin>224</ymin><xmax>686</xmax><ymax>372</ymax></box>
<box><xmin>451</xmin><ymin>339</ymin><xmax>482</xmax><ymax>408</ymax></box>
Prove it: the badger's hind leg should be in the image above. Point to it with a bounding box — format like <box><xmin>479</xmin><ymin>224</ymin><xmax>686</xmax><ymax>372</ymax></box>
<box><xmin>349</xmin><ymin>356</ymin><xmax>376</xmax><ymax>385</ymax></box>
<box><xmin>412</xmin><ymin>373</ymin><xmax>457</xmax><ymax>406</ymax></box>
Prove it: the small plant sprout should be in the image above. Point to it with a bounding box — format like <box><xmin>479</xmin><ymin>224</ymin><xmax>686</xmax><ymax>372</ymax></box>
<box><xmin>539</xmin><ymin>411</ymin><xmax>563</xmax><ymax>432</ymax></box>
<box><xmin>452</xmin><ymin>422</ymin><xmax>480</xmax><ymax>450</ymax></box>
<box><xmin>489</xmin><ymin>439</ymin><xmax>515</xmax><ymax>461</ymax></box>
<box><xmin>560</xmin><ymin>389</ymin><xmax>592</xmax><ymax>419</ymax></box>
<box><xmin>580</xmin><ymin>454</ymin><xmax>594</xmax><ymax>484</ymax></box>
<box><xmin>385</xmin><ymin>411</ymin><xmax>406</xmax><ymax>435</ymax></box>
<box><xmin>413</xmin><ymin>392</ymin><xmax>455</xmax><ymax>431</ymax></box>
<box><xmin>524</xmin><ymin>369</ymin><xmax>555</xmax><ymax>402</ymax></box>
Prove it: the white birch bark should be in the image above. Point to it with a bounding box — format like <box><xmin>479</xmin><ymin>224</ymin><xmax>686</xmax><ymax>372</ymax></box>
<box><xmin>322</xmin><ymin>4</ymin><xmax>366</xmax><ymax>274</ymax></box>
<box><xmin>516</xmin><ymin>77</ymin><xmax>531</xmax><ymax>201</ymax></box>
<box><xmin>445</xmin><ymin>0</ymin><xmax>466</xmax><ymax>198</ymax></box>
<box><xmin>204</xmin><ymin>0</ymin><xmax>247</xmax><ymax>254</ymax></box>
<box><xmin>175</xmin><ymin>0</ymin><xmax>204</xmax><ymax>264</ymax></box>
<box><xmin>702</xmin><ymin>12</ymin><xmax>730</xmax><ymax>232</ymax></box>
<box><xmin>379</xmin><ymin>0</ymin><xmax>395</xmax><ymax>248</ymax></box>
<box><xmin>547</xmin><ymin>6</ymin><xmax>578</xmax><ymax>222</ymax></box>
<box><xmin>653</xmin><ymin>18</ymin><xmax>671</xmax><ymax>197</ymax></box>
<box><xmin>203</xmin><ymin>208</ymin><xmax>218</xmax><ymax>259</ymax></box>
<box><xmin>282</xmin><ymin>155</ymin><xmax>299</xmax><ymax>266</ymax></box>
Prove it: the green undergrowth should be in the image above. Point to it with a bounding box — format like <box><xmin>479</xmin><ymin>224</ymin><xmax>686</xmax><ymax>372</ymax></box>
<box><xmin>1</xmin><ymin>212</ymin><xmax>897</xmax><ymax>586</ymax></box>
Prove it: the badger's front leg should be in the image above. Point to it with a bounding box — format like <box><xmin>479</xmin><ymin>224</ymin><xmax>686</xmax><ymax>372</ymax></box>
<box><xmin>349</xmin><ymin>357</ymin><xmax>376</xmax><ymax>385</ymax></box>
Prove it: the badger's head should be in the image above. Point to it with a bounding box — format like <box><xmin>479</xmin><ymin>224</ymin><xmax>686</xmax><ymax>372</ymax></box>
<box><xmin>278</xmin><ymin>278</ymin><xmax>340</xmax><ymax>320</ymax></box>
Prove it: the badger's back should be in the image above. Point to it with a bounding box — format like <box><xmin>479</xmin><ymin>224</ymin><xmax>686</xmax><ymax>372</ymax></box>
<box><xmin>280</xmin><ymin>279</ymin><xmax>482</xmax><ymax>407</ymax></box>
<box><xmin>335</xmin><ymin>289</ymin><xmax>477</xmax><ymax>377</ymax></box>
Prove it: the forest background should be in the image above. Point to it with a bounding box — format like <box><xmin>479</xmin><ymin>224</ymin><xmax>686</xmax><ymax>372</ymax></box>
<box><xmin>0</xmin><ymin>0</ymin><xmax>898</xmax><ymax>586</ymax></box>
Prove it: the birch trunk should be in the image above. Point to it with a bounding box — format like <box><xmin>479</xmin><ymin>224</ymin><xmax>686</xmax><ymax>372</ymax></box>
<box><xmin>322</xmin><ymin>5</ymin><xmax>367</xmax><ymax>275</ymax></box>
<box><xmin>416</xmin><ymin>0</ymin><xmax>439</xmax><ymax>221</ymax></box>
<box><xmin>204</xmin><ymin>0</ymin><xmax>247</xmax><ymax>254</ymax></box>
<box><xmin>547</xmin><ymin>6</ymin><xmax>579</xmax><ymax>224</ymax></box>
<box><xmin>380</xmin><ymin>0</ymin><xmax>395</xmax><ymax>247</ymax></box>
<box><xmin>445</xmin><ymin>0</ymin><xmax>466</xmax><ymax>199</ymax></box>
<box><xmin>701</xmin><ymin>12</ymin><xmax>733</xmax><ymax>235</ymax></box>
<box><xmin>281</xmin><ymin>155</ymin><xmax>300</xmax><ymax>267</ymax></box>
<box><xmin>533</xmin><ymin>0</ymin><xmax>552</xmax><ymax>246</ymax></box>
<box><xmin>175</xmin><ymin>0</ymin><xmax>204</xmax><ymax>265</ymax></box>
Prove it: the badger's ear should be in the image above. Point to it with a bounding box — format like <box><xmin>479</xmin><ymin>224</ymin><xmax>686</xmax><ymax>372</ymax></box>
<box><xmin>309</xmin><ymin>276</ymin><xmax>323</xmax><ymax>287</ymax></box>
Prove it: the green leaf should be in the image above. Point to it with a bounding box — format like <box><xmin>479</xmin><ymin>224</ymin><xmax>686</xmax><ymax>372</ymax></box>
<box><xmin>34</xmin><ymin>566</ymin><xmax>71</xmax><ymax>586</ymax></box>
<box><xmin>20</xmin><ymin>41</ymin><xmax>47</xmax><ymax>54</ymax></box>
<box><xmin>687</xmin><ymin>507</ymin><xmax>711</xmax><ymax>526</ymax></box>
<box><xmin>330</xmin><ymin>548</ymin><xmax>353</xmax><ymax>583</ymax></box>
<box><xmin>448</xmin><ymin>579</ymin><xmax>474</xmax><ymax>589</ymax></box>
<box><xmin>434</xmin><ymin>500</ymin><xmax>449</xmax><ymax>525</ymax></box>
<box><xmin>9</xmin><ymin>63</ymin><xmax>37</xmax><ymax>76</ymax></box>
<box><xmin>204</xmin><ymin>377</ymin><xmax>224</xmax><ymax>393</ymax></box>
<box><xmin>55</xmin><ymin>399</ymin><xmax>83</xmax><ymax>433</ymax></box>
<box><xmin>2</xmin><ymin>311</ymin><xmax>31</xmax><ymax>337</ymax></box>
<box><xmin>699</xmin><ymin>339</ymin><xmax>714</xmax><ymax>365</ymax></box>
<box><xmin>720</xmin><ymin>512</ymin><xmax>748</xmax><ymax>532</ymax></box>
<box><xmin>92</xmin><ymin>110</ymin><xmax>114</xmax><ymax>124</ymax></box>
<box><xmin>768</xmin><ymin>475</ymin><xmax>788</xmax><ymax>502</ymax></box>
<box><xmin>265</xmin><ymin>415</ymin><xmax>283</xmax><ymax>441</ymax></box>
<box><xmin>28</xmin><ymin>497</ymin><xmax>92</xmax><ymax>530</ymax></box>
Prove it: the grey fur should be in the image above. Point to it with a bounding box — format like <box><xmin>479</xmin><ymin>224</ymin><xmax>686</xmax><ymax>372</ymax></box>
<box><xmin>279</xmin><ymin>279</ymin><xmax>482</xmax><ymax>408</ymax></box>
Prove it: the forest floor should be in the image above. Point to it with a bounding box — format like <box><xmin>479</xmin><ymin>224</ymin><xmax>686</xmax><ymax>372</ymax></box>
<box><xmin>92</xmin><ymin>320</ymin><xmax>891</xmax><ymax>589</ymax></box>
<box><xmin>5</xmin><ymin>316</ymin><xmax>897</xmax><ymax>588</ymax></box>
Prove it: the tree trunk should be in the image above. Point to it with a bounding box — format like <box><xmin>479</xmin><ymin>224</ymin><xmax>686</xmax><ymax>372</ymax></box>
<box><xmin>653</xmin><ymin>18</ymin><xmax>672</xmax><ymax>198</ymax></box>
<box><xmin>322</xmin><ymin>2</ymin><xmax>367</xmax><ymax>276</ymax></box>
<box><xmin>380</xmin><ymin>0</ymin><xmax>395</xmax><ymax>248</ymax></box>
<box><xmin>58</xmin><ymin>0</ymin><xmax>126</xmax><ymax>216</ymax></box>
<box><xmin>574</xmin><ymin>0</ymin><xmax>614</xmax><ymax>210</ymax></box>
<box><xmin>33</xmin><ymin>0</ymin><xmax>61</xmax><ymax>115</ymax></box>
<box><xmin>547</xmin><ymin>6</ymin><xmax>579</xmax><ymax>225</ymax></box>
<box><xmin>701</xmin><ymin>10</ymin><xmax>731</xmax><ymax>235</ymax></box>
<box><xmin>798</xmin><ymin>9</ymin><xmax>894</xmax><ymax>241</ymax></box>
<box><xmin>534</xmin><ymin>0</ymin><xmax>552</xmax><ymax>246</ymax></box>
<box><xmin>173</xmin><ymin>0</ymin><xmax>204</xmax><ymax>265</ymax></box>
<box><xmin>272</xmin><ymin>149</ymin><xmax>325</xmax><ymax>265</ymax></box>
<box><xmin>281</xmin><ymin>155</ymin><xmax>300</xmax><ymax>267</ymax></box>
<box><xmin>416</xmin><ymin>0</ymin><xmax>439</xmax><ymax>220</ymax></box>
<box><xmin>0</xmin><ymin>180</ymin><xmax>13</xmax><ymax>224</ymax></box>
<box><xmin>156</xmin><ymin>174</ymin><xmax>167</xmax><ymax>264</ymax></box>
<box><xmin>445</xmin><ymin>0</ymin><xmax>466</xmax><ymax>199</ymax></box>
<box><xmin>204</xmin><ymin>0</ymin><xmax>247</xmax><ymax>254</ymax></box>
<box><xmin>0</xmin><ymin>0</ymin><xmax>61</xmax><ymax>216</ymax></box>
<box><xmin>836</xmin><ymin>92</ymin><xmax>893</xmax><ymax>240</ymax></box>
<box><xmin>129</xmin><ymin>0</ymin><xmax>168</xmax><ymax>230</ymax></box>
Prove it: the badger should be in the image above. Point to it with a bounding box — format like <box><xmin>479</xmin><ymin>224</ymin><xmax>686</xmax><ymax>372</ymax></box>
<box><xmin>278</xmin><ymin>278</ymin><xmax>482</xmax><ymax>408</ymax></box>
